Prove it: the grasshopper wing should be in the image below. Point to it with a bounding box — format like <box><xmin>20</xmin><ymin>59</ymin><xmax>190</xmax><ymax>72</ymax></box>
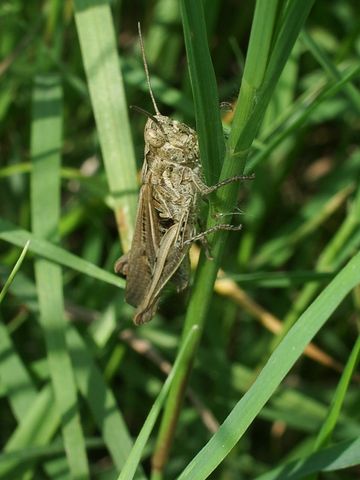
<box><xmin>124</xmin><ymin>183</ymin><xmax>161</xmax><ymax>308</ymax></box>
<box><xmin>134</xmin><ymin>222</ymin><xmax>191</xmax><ymax>325</ymax></box>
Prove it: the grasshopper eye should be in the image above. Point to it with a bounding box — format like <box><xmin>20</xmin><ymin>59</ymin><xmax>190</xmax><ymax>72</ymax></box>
<box><xmin>145</xmin><ymin>128</ymin><xmax>166</xmax><ymax>147</ymax></box>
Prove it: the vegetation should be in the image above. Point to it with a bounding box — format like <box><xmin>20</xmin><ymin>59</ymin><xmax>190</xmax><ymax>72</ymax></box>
<box><xmin>0</xmin><ymin>0</ymin><xmax>359</xmax><ymax>479</ymax></box>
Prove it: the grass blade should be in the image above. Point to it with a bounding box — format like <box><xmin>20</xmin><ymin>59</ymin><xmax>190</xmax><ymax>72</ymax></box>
<box><xmin>31</xmin><ymin>75</ymin><xmax>89</xmax><ymax>479</ymax></box>
<box><xmin>180</xmin><ymin>0</ymin><xmax>224</xmax><ymax>182</ymax></box>
<box><xmin>0</xmin><ymin>319</ymin><xmax>37</xmax><ymax>420</ymax></box>
<box><xmin>312</xmin><ymin>334</ymin><xmax>360</xmax><ymax>451</ymax></box>
<box><xmin>73</xmin><ymin>0</ymin><xmax>138</xmax><ymax>252</ymax></box>
<box><xmin>177</xmin><ymin>251</ymin><xmax>360</xmax><ymax>479</ymax></box>
<box><xmin>0</xmin><ymin>386</ymin><xmax>60</xmax><ymax>478</ymax></box>
<box><xmin>117</xmin><ymin>326</ymin><xmax>199</xmax><ymax>480</ymax></box>
<box><xmin>152</xmin><ymin>2</ymin><xmax>315</xmax><ymax>475</ymax></box>
<box><xmin>67</xmin><ymin>326</ymin><xmax>147</xmax><ymax>479</ymax></box>
<box><xmin>0</xmin><ymin>218</ymin><xmax>124</xmax><ymax>288</ymax></box>
<box><xmin>0</xmin><ymin>240</ymin><xmax>30</xmax><ymax>305</ymax></box>
<box><xmin>255</xmin><ymin>436</ymin><xmax>360</xmax><ymax>480</ymax></box>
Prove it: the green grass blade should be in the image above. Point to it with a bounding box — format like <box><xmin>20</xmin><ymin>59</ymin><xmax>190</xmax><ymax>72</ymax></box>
<box><xmin>230</xmin><ymin>0</ymin><xmax>316</xmax><ymax>161</ymax></box>
<box><xmin>180</xmin><ymin>0</ymin><xmax>224</xmax><ymax>182</ymax></box>
<box><xmin>229</xmin><ymin>0</ymin><xmax>279</xmax><ymax>161</ymax></box>
<box><xmin>270</xmin><ymin>180</ymin><xmax>360</xmax><ymax>349</ymax></box>
<box><xmin>0</xmin><ymin>319</ymin><xmax>37</xmax><ymax>420</ymax></box>
<box><xmin>151</xmin><ymin>2</ymin><xmax>231</xmax><ymax>471</ymax></box>
<box><xmin>312</xmin><ymin>334</ymin><xmax>360</xmax><ymax>451</ymax></box>
<box><xmin>247</xmin><ymin>64</ymin><xmax>360</xmax><ymax>173</ymax></box>
<box><xmin>117</xmin><ymin>326</ymin><xmax>199</xmax><ymax>480</ymax></box>
<box><xmin>30</xmin><ymin>75</ymin><xmax>89</xmax><ymax>479</ymax></box>
<box><xmin>2</xmin><ymin>265</ymin><xmax>145</xmax><ymax>478</ymax></box>
<box><xmin>255</xmin><ymin>437</ymin><xmax>360</xmax><ymax>480</ymax></box>
<box><xmin>73</xmin><ymin>0</ymin><xmax>138</xmax><ymax>252</ymax></box>
<box><xmin>153</xmin><ymin>2</ymin><xmax>314</xmax><ymax>475</ymax></box>
<box><xmin>177</xmin><ymin>251</ymin><xmax>360</xmax><ymax>480</ymax></box>
<box><xmin>0</xmin><ymin>438</ymin><xmax>104</xmax><ymax>470</ymax></box>
<box><xmin>0</xmin><ymin>240</ymin><xmax>30</xmax><ymax>305</ymax></box>
<box><xmin>0</xmin><ymin>386</ymin><xmax>60</xmax><ymax>478</ymax></box>
<box><xmin>66</xmin><ymin>326</ymin><xmax>147</xmax><ymax>479</ymax></box>
<box><xmin>301</xmin><ymin>30</ymin><xmax>360</xmax><ymax>115</ymax></box>
<box><xmin>0</xmin><ymin>218</ymin><xmax>124</xmax><ymax>288</ymax></box>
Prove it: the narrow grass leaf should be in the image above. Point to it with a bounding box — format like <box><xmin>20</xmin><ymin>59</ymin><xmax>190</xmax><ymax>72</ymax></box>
<box><xmin>31</xmin><ymin>75</ymin><xmax>89</xmax><ymax>479</ymax></box>
<box><xmin>0</xmin><ymin>438</ymin><xmax>104</xmax><ymax>469</ymax></box>
<box><xmin>301</xmin><ymin>30</ymin><xmax>360</xmax><ymax>115</ymax></box>
<box><xmin>67</xmin><ymin>326</ymin><xmax>147</xmax><ymax>479</ymax></box>
<box><xmin>0</xmin><ymin>386</ymin><xmax>60</xmax><ymax>478</ymax></box>
<box><xmin>230</xmin><ymin>0</ymin><xmax>316</xmax><ymax>162</ymax></box>
<box><xmin>73</xmin><ymin>0</ymin><xmax>138</xmax><ymax>252</ymax></box>
<box><xmin>180</xmin><ymin>0</ymin><xmax>225</xmax><ymax>182</ymax></box>
<box><xmin>312</xmin><ymin>335</ymin><xmax>360</xmax><ymax>451</ymax></box>
<box><xmin>0</xmin><ymin>320</ymin><xmax>37</xmax><ymax>420</ymax></box>
<box><xmin>177</xmin><ymin>251</ymin><xmax>360</xmax><ymax>480</ymax></box>
<box><xmin>153</xmin><ymin>3</ymin><xmax>314</xmax><ymax>474</ymax></box>
<box><xmin>255</xmin><ymin>436</ymin><xmax>360</xmax><ymax>480</ymax></box>
<box><xmin>117</xmin><ymin>326</ymin><xmax>199</xmax><ymax>480</ymax></box>
<box><xmin>3</xmin><ymin>266</ymin><xmax>144</xmax><ymax>477</ymax></box>
<box><xmin>0</xmin><ymin>240</ymin><xmax>30</xmax><ymax>305</ymax></box>
<box><xmin>0</xmin><ymin>218</ymin><xmax>124</xmax><ymax>288</ymax></box>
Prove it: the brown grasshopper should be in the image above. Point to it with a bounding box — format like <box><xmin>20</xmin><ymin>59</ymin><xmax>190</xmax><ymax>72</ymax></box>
<box><xmin>115</xmin><ymin>24</ymin><xmax>253</xmax><ymax>325</ymax></box>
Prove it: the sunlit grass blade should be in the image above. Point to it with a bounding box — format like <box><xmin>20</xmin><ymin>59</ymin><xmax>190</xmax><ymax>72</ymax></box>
<box><xmin>73</xmin><ymin>0</ymin><xmax>138</xmax><ymax>252</ymax></box>
<box><xmin>177</xmin><ymin>251</ymin><xmax>360</xmax><ymax>480</ymax></box>
<box><xmin>0</xmin><ymin>218</ymin><xmax>124</xmax><ymax>288</ymax></box>
<box><xmin>180</xmin><ymin>0</ymin><xmax>224</xmax><ymax>182</ymax></box>
<box><xmin>30</xmin><ymin>75</ymin><xmax>89</xmax><ymax>479</ymax></box>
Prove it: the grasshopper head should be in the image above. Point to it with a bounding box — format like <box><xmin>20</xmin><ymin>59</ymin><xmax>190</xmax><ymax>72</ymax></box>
<box><xmin>144</xmin><ymin>115</ymin><xmax>199</xmax><ymax>167</ymax></box>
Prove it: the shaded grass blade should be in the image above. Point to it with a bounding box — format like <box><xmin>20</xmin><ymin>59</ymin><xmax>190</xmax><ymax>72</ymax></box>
<box><xmin>3</xmin><ymin>266</ymin><xmax>146</xmax><ymax>478</ymax></box>
<box><xmin>301</xmin><ymin>30</ymin><xmax>360</xmax><ymax>115</ymax></box>
<box><xmin>67</xmin><ymin>326</ymin><xmax>147</xmax><ymax>479</ymax></box>
<box><xmin>255</xmin><ymin>436</ymin><xmax>360</xmax><ymax>480</ymax></box>
<box><xmin>312</xmin><ymin>335</ymin><xmax>360</xmax><ymax>451</ymax></box>
<box><xmin>0</xmin><ymin>319</ymin><xmax>37</xmax><ymax>420</ymax></box>
<box><xmin>0</xmin><ymin>386</ymin><xmax>60</xmax><ymax>478</ymax></box>
<box><xmin>0</xmin><ymin>240</ymin><xmax>30</xmax><ymax>305</ymax></box>
<box><xmin>117</xmin><ymin>326</ymin><xmax>199</xmax><ymax>480</ymax></box>
<box><xmin>31</xmin><ymin>75</ymin><xmax>89</xmax><ymax>479</ymax></box>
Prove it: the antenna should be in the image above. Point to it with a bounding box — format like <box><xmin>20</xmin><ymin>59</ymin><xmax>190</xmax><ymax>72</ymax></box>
<box><xmin>130</xmin><ymin>105</ymin><xmax>165</xmax><ymax>134</ymax></box>
<box><xmin>137</xmin><ymin>22</ymin><xmax>161</xmax><ymax>116</ymax></box>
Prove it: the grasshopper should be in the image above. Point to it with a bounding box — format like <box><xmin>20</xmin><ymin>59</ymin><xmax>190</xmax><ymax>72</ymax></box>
<box><xmin>115</xmin><ymin>24</ymin><xmax>253</xmax><ymax>325</ymax></box>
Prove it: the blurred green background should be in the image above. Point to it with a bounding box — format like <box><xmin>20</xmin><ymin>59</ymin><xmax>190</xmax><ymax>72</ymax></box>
<box><xmin>0</xmin><ymin>1</ymin><xmax>360</xmax><ymax>479</ymax></box>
